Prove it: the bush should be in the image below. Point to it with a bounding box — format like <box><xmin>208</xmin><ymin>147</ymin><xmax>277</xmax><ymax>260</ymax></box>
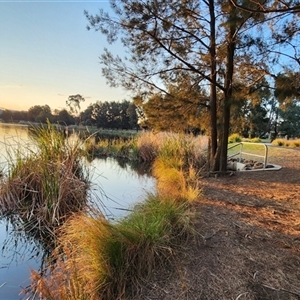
<box><xmin>292</xmin><ymin>140</ymin><xmax>300</xmax><ymax>148</ymax></box>
<box><xmin>272</xmin><ymin>139</ymin><xmax>285</xmax><ymax>146</ymax></box>
<box><xmin>249</xmin><ymin>137</ymin><xmax>261</xmax><ymax>143</ymax></box>
<box><xmin>228</xmin><ymin>133</ymin><xmax>242</xmax><ymax>143</ymax></box>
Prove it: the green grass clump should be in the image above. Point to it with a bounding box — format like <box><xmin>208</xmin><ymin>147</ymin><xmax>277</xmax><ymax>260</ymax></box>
<box><xmin>228</xmin><ymin>133</ymin><xmax>242</xmax><ymax>143</ymax></box>
<box><xmin>29</xmin><ymin>196</ymin><xmax>195</xmax><ymax>300</ymax></box>
<box><xmin>0</xmin><ymin>123</ymin><xmax>90</xmax><ymax>243</ymax></box>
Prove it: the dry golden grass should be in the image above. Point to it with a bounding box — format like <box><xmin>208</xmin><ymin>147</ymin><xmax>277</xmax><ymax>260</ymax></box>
<box><xmin>272</xmin><ymin>138</ymin><xmax>300</xmax><ymax>148</ymax></box>
<box><xmin>27</xmin><ymin>196</ymin><xmax>196</xmax><ymax>300</ymax></box>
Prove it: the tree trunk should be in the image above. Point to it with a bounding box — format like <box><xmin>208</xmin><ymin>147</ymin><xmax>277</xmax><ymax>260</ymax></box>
<box><xmin>218</xmin><ymin>4</ymin><xmax>236</xmax><ymax>172</ymax></box>
<box><xmin>208</xmin><ymin>0</ymin><xmax>219</xmax><ymax>172</ymax></box>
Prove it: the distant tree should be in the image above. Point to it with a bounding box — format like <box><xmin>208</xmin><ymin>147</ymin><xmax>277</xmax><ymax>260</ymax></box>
<box><xmin>80</xmin><ymin>104</ymin><xmax>97</xmax><ymax>126</ymax></box>
<box><xmin>86</xmin><ymin>100</ymin><xmax>136</xmax><ymax>129</ymax></box>
<box><xmin>53</xmin><ymin>109</ymin><xmax>75</xmax><ymax>125</ymax></box>
<box><xmin>66</xmin><ymin>94</ymin><xmax>85</xmax><ymax>114</ymax></box>
<box><xmin>1</xmin><ymin>110</ymin><xmax>13</xmax><ymax>122</ymax></box>
<box><xmin>126</xmin><ymin>102</ymin><xmax>139</xmax><ymax>130</ymax></box>
<box><xmin>28</xmin><ymin>105</ymin><xmax>52</xmax><ymax>123</ymax></box>
<box><xmin>278</xmin><ymin>100</ymin><xmax>300</xmax><ymax>138</ymax></box>
<box><xmin>140</xmin><ymin>74</ymin><xmax>210</xmax><ymax>133</ymax></box>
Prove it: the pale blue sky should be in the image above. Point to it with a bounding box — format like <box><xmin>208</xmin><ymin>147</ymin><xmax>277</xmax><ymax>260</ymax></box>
<box><xmin>0</xmin><ymin>0</ymin><xmax>128</xmax><ymax>111</ymax></box>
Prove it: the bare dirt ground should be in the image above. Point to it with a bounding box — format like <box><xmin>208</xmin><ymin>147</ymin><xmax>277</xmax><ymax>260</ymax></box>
<box><xmin>140</xmin><ymin>146</ymin><xmax>300</xmax><ymax>300</ymax></box>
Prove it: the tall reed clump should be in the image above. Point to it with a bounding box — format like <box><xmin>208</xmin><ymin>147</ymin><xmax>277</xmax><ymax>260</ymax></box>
<box><xmin>152</xmin><ymin>134</ymin><xmax>206</xmax><ymax>202</ymax></box>
<box><xmin>136</xmin><ymin>131</ymin><xmax>162</xmax><ymax>162</ymax></box>
<box><xmin>28</xmin><ymin>195</ymin><xmax>195</xmax><ymax>300</ymax></box>
<box><xmin>0</xmin><ymin>123</ymin><xmax>90</xmax><ymax>244</ymax></box>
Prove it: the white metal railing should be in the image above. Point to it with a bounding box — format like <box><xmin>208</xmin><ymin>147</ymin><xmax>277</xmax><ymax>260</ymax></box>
<box><xmin>227</xmin><ymin>142</ymin><xmax>269</xmax><ymax>169</ymax></box>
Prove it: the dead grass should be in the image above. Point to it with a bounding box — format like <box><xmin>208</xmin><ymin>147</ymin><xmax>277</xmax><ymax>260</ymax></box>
<box><xmin>136</xmin><ymin>146</ymin><xmax>300</xmax><ymax>299</ymax></box>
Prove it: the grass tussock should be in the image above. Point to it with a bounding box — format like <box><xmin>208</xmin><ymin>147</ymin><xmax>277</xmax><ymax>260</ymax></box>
<box><xmin>137</xmin><ymin>132</ymin><xmax>208</xmax><ymax>164</ymax></box>
<box><xmin>152</xmin><ymin>134</ymin><xmax>205</xmax><ymax>202</ymax></box>
<box><xmin>28</xmin><ymin>196</ymin><xmax>195</xmax><ymax>300</ymax></box>
<box><xmin>272</xmin><ymin>138</ymin><xmax>300</xmax><ymax>148</ymax></box>
<box><xmin>0</xmin><ymin>123</ymin><xmax>90</xmax><ymax>243</ymax></box>
<box><xmin>228</xmin><ymin>133</ymin><xmax>242</xmax><ymax>143</ymax></box>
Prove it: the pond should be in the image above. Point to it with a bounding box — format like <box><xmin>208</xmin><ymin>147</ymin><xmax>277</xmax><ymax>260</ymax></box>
<box><xmin>0</xmin><ymin>124</ymin><xmax>156</xmax><ymax>299</ymax></box>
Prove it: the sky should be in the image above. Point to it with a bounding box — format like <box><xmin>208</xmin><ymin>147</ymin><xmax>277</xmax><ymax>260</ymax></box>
<box><xmin>0</xmin><ymin>0</ymin><xmax>129</xmax><ymax>112</ymax></box>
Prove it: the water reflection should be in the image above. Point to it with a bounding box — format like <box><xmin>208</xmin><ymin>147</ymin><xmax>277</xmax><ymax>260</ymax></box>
<box><xmin>88</xmin><ymin>157</ymin><xmax>154</xmax><ymax>219</ymax></box>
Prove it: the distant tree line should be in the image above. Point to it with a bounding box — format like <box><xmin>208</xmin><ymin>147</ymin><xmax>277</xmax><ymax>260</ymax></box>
<box><xmin>0</xmin><ymin>100</ymin><xmax>139</xmax><ymax>130</ymax></box>
<box><xmin>1</xmin><ymin>93</ymin><xmax>299</xmax><ymax>138</ymax></box>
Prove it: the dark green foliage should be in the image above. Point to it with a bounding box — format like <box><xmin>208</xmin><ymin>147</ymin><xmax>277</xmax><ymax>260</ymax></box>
<box><xmin>80</xmin><ymin>100</ymin><xmax>138</xmax><ymax>130</ymax></box>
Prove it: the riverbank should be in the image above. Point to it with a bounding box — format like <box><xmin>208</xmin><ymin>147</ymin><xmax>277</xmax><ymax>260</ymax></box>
<box><xmin>139</xmin><ymin>147</ymin><xmax>300</xmax><ymax>299</ymax></box>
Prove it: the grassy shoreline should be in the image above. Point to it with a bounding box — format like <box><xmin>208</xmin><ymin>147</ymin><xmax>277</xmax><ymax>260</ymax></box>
<box><xmin>9</xmin><ymin>129</ymin><xmax>207</xmax><ymax>299</ymax></box>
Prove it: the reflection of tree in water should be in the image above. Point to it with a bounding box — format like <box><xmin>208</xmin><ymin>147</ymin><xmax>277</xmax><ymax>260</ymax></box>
<box><xmin>0</xmin><ymin>215</ymin><xmax>50</xmax><ymax>289</ymax></box>
<box><xmin>115</xmin><ymin>157</ymin><xmax>152</xmax><ymax>177</ymax></box>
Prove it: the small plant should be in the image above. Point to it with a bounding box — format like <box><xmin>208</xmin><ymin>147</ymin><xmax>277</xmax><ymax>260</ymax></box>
<box><xmin>292</xmin><ymin>140</ymin><xmax>300</xmax><ymax>148</ymax></box>
<box><xmin>228</xmin><ymin>133</ymin><xmax>242</xmax><ymax>143</ymax></box>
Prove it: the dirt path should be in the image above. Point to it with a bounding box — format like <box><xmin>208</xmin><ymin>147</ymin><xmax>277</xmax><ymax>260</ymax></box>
<box><xmin>140</xmin><ymin>146</ymin><xmax>300</xmax><ymax>300</ymax></box>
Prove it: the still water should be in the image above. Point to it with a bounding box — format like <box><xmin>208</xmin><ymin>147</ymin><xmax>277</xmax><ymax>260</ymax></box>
<box><xmin>0</xmin><ymin>124</ymin><xmax>156</xmax><ymax>299</ymax></box>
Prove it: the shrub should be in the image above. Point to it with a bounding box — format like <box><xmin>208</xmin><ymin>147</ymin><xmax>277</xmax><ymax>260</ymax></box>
<box><xmin>228</xmin><ymin>133</ymin><xmax>242</xmax><ymax>143</ymax></box>
<box><xmin>272</xmin><ymin>139</ymin><xmax>285</xmax><ymax>146</ymax></box>
<box><xmin>292</xmin><ymin>140</ymin><xmax>300</xmax><ymax>148</ymax></box>
<box><xmin>249</xmin><ymin>137</ymin><xmax>261</xmax><ymax>143</ymax></box>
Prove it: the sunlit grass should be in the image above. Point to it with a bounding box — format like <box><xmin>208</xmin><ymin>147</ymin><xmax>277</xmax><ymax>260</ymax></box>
<box><xmin>25</xmin><ymin>130</ymin><xmax>208</xmax><ymax>299</ymax></box>
<box><xmin>272</xmin><ymin>138</ymin><xmax>300</xmax><ymax>148</ymax></box>
<box><xmin>29</xmin><ymin>195</ymin><xmax>195</xmax><ymax>300</ymax></box>
<box><xmin>0</xmin><ymin>122</ymin><xmax>90</xmax><ymax>244</ymax></box>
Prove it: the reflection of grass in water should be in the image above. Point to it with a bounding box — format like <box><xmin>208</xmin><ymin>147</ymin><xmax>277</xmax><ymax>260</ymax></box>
<box><xmin>0</xmin><ymin>122</ymin><xmax>91</xmax><ymax>248</ymax></box>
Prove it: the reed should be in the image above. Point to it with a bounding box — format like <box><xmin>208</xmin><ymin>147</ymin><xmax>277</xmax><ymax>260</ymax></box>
<box><xmin>0</xmin><ymin>123</ymin><xmax>90</xmax><ymax>244</ymax></box>
<box><xmin>85</xmin><ymin>135</ymin><xmax>139</xmax><ymax>161</ymax></box>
